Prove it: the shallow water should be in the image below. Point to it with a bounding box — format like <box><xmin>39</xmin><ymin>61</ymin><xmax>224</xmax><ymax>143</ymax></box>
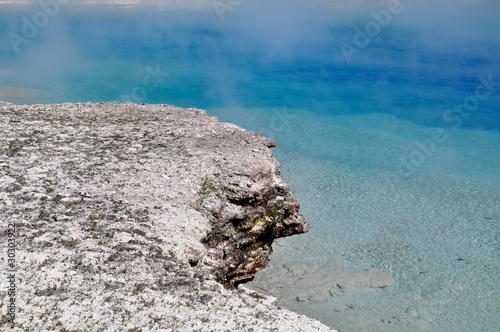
<box><xmin>227</xmin><ymin>108</ymin><xmax>500</xmax><ymax>331</ymax></box>
<box><xmin>1</xmin><ymin>1</ymin><xmax>499</xmax><ymax>331</ymax></box>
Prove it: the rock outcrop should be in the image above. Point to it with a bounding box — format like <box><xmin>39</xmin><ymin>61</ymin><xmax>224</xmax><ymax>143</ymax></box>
<box><xmin>0</xmin><ymin>103</ymin><xmax>332</xmax><ymax>331</ymax></box>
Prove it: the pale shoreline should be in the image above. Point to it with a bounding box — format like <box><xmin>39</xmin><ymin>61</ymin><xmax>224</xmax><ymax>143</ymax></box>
<box><xmin>0</xmin><ymin>86</ymin><xmax>44</xmax><ymax>104</ymax></box>
<box><xmin>0</xmin><ymin>0</ymin><xmax>212</xmax><ymax>8</ymax></box>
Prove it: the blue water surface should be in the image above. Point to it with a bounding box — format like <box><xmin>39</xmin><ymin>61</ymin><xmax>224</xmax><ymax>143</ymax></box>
<box><xmin>1</xmin><ymin>1</ymin><xmax>499</xmax><ymax>331</ymax></box>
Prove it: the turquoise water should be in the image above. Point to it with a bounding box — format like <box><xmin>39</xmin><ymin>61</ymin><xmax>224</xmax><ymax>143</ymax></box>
<box><xmin>1</xmin><ymin>1</ymin><xmax>499</xmax><ymax>331</ymax></box>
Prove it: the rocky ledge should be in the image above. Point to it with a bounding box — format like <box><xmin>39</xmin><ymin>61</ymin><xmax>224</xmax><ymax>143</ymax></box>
<box><xmin>0</xmin><ymin>103</ymin><xmax>333</xmax><ymax>331</ymax></box>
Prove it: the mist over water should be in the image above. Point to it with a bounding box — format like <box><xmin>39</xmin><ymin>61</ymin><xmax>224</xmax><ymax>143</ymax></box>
<box><xmin>1</xmin><ymin>0</ymin><xmax>500</xmax><ymax>331</ymax></box>
<box><xmin>2</xmin><ymin>0</ymin><xmax>499</xmax><ymax>128</ymax></box>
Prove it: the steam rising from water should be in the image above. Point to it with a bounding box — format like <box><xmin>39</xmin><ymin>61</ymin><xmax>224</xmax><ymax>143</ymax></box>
<box><xmin>1</xmin><ymin>0</ymin><xmax>499</xmax><ymax>115</ymax></box>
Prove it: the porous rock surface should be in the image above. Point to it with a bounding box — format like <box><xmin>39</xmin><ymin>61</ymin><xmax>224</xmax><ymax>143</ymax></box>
<box><xmin>0</xmin><ymin>103</ymin><xmax>333</xmax><ymax>331</ymax></box>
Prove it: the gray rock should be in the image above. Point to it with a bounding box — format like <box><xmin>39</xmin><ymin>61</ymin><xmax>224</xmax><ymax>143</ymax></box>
<box><xmin>0</xmin><ymin>102</ymin><xmax>333</xmax><ymax>331</ymax></box>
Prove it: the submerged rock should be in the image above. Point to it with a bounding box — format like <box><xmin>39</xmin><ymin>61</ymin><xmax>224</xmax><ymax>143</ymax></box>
<box><xmin>248</xmin><ymin>263</ymin><xmax>394</xmax><ymax>304</ymax></box>
<box><xmin>0</xmin><ymin>103</ymin><xmax>331</xmax><ymax>331</ymax></box>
